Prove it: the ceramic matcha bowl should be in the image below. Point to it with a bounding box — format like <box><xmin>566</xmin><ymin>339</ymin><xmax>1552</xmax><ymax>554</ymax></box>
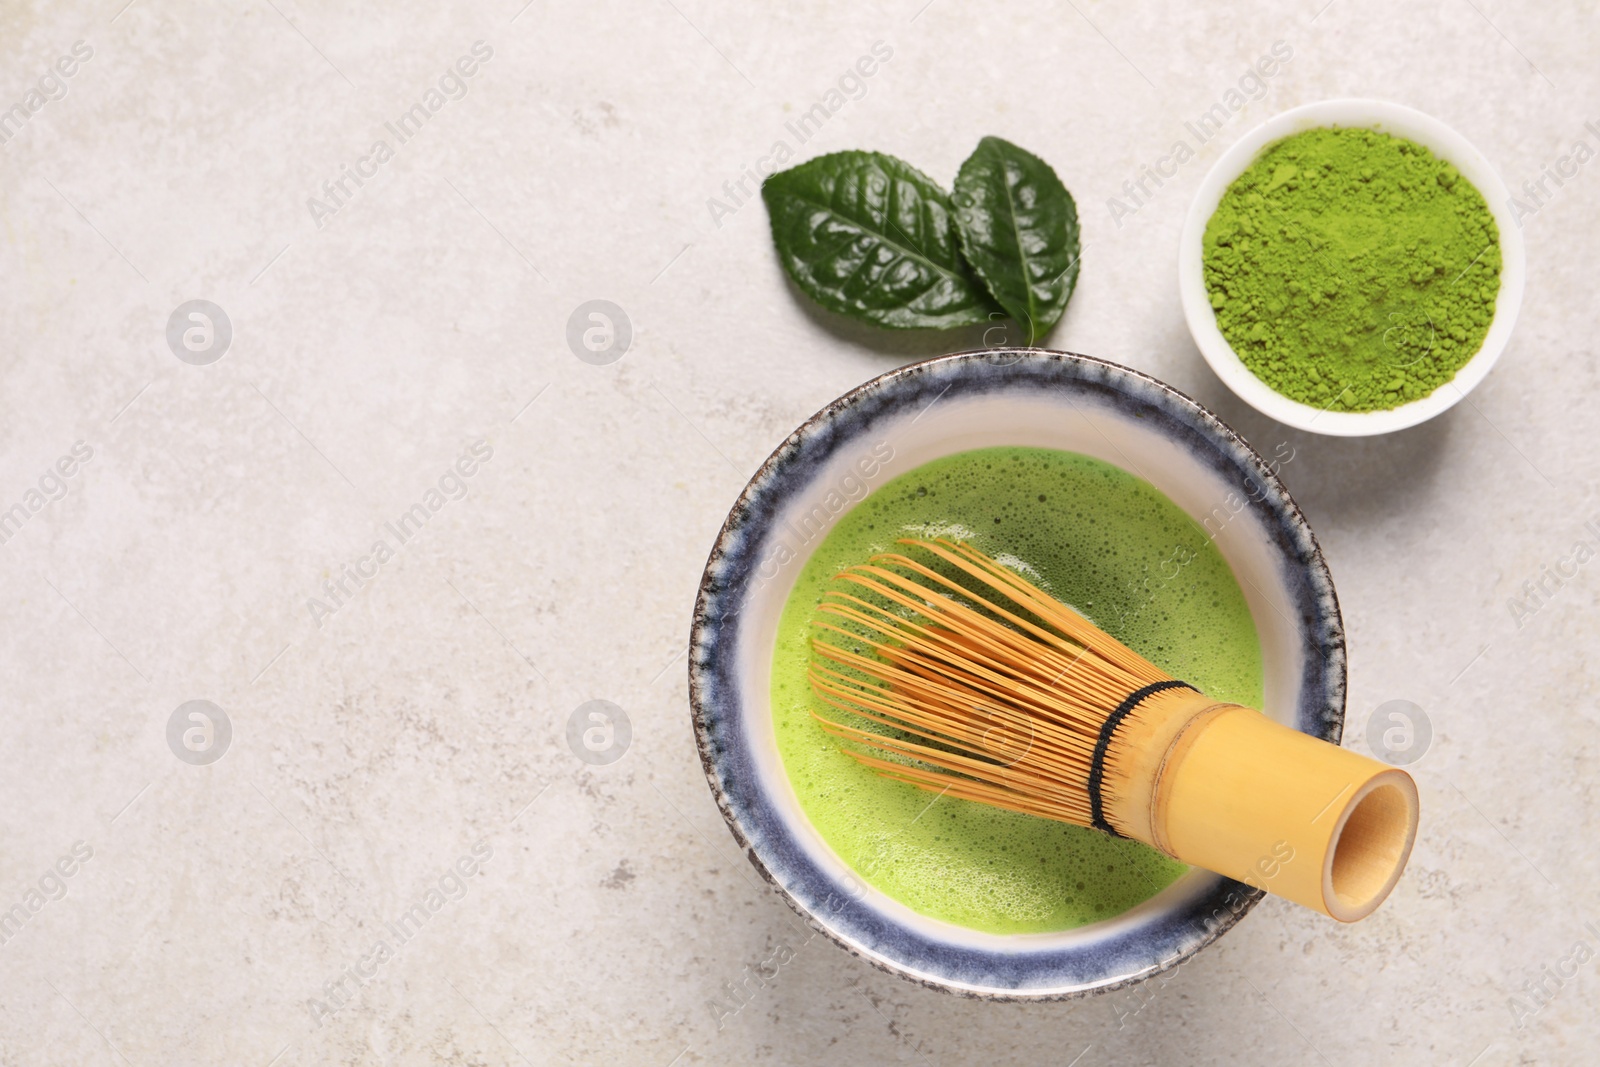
<box><xmin>689</xmin><ymin>350</ymin><xmax>1346</xmax><ymax>998</ymax></box>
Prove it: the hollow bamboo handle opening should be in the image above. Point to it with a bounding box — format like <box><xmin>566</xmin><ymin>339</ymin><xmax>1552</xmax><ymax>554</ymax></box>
<box><xmin>1155</xmin><ymin>706</ymin><xmax>1419</xmax><ymax>921</ymax></box>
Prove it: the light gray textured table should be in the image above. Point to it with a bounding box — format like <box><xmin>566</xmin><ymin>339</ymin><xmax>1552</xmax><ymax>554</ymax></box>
<box><xmin>2</xmin><ymin>1</ymin><xmax>1596</xmax><ymax>1064</ymax></box>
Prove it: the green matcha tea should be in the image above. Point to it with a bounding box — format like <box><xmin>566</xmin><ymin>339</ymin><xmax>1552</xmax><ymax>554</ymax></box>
<box><xmin>770</xmin><ymin>447</ymin><xmax>1263</xmax><ymax>934</ymax></box>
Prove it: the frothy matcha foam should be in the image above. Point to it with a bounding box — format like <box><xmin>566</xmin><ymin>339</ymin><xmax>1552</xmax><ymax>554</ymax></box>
<box><xmin>770</xmin><ymin>447</ymin><xmax>1263</xmax><ymax>934</ymax></box>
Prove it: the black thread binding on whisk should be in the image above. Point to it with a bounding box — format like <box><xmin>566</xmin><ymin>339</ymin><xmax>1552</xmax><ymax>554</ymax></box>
<box><xmin>1088</xmin><ymin>680</ymin><xmax>1195</xmax><ymax>836</ymax></box>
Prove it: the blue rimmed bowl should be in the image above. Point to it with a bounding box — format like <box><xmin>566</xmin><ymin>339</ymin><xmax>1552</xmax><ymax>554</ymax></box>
<box><xmin>688</xmin><ymin>349</ymin><xmax>1346</xmax><ymax>999</ymax></box>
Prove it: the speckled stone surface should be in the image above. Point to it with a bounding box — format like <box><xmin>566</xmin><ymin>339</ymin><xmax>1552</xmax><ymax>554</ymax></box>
<box><xmin>1</xmin><ymin>1</ymin><xmax>1597</xmax><ymax>1064</ymax></box>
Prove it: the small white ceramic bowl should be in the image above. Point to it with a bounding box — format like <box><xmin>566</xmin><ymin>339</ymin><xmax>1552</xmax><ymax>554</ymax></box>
<box><xmin>1178</xmin><ymin>98</ymin><xmax>1525</xmax><ymax>436</ymax></box>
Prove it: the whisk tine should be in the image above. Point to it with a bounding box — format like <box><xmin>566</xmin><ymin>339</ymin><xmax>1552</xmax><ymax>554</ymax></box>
<box><xmin>914</xmin><ymin>538</ymin><xmax>1168</xmax><ymax>681</ymax></box>
<box><xmin>819</xmin><ymin>574</ymin><xmax>1127</xmax><ymax>702</ymax></box>
<box><xmin>847</xmin><ymin>552</ymin><xmax>1087</xmax><ymax>661</ymax></box>
<box><xmin>810</xmin><ymin>541</ymin><xmax>1124</xmax><ymax>803</ymax></box>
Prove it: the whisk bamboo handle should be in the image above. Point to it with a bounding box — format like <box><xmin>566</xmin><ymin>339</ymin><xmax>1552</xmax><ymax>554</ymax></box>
<box><xmin>1111</xmin><ymin>689</ymin><xmax>1418</xmax><ymax>922</ymax></box>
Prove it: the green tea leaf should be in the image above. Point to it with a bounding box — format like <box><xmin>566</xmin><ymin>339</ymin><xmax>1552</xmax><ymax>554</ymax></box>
<box><xmin>762</xmin><ymin>151</ymin><xmax>1002</xmax><ymax>329</ymax></box>
<box><xmin>953</xmin><ymin>136</ymin><xmax>1081</xmax><ymax>343</ymax></box>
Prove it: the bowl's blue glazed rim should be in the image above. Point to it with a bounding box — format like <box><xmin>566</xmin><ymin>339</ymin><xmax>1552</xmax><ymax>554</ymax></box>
<box><xmin>688</xmin><ymin>349</ymin><xmax>1347</xmax><ymax>1000</ymax></box>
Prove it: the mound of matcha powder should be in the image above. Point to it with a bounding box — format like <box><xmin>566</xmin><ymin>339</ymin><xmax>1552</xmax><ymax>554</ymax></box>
<box><xmin>1203</xmin><ymin>126</ymin><xmax>1501</xmax><ymax>412</ymax></box>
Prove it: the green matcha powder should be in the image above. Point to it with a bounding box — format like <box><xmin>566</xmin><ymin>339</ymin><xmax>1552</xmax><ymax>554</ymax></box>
<box><xmin>1203</xmin><ymin>126</ymin><xmax>1502</xmax><ymax>412</ymax></box>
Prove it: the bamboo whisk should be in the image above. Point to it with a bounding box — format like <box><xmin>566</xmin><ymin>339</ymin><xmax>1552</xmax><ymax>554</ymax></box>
<box><xmin>808</xmin><ymin>538</ymin><xmax>1418</xmax><ymax>922</ymax></box>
